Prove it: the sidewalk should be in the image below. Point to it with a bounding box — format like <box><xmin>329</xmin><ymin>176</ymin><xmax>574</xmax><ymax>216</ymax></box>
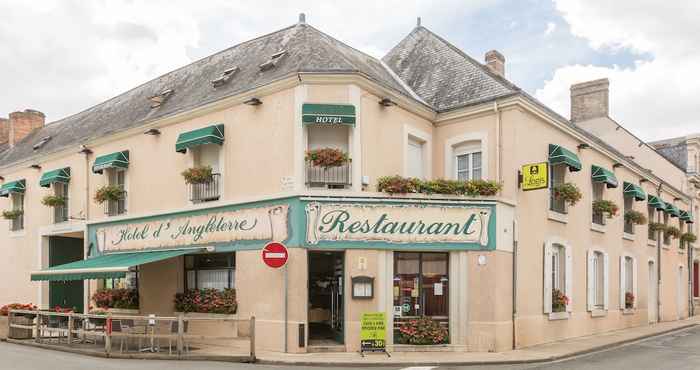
<box><xmin>257</xmin><ymin>317</ymin><xmax>700</xmax><ymax>366</ymax></box>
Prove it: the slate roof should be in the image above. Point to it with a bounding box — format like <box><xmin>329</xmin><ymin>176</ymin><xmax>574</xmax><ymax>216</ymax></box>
<box><xmin>0</xmin><ymin>23</ymin><xmax>415</xmax><ymax>168</ymax></box>
<box><xmin>382</xmin><ymin>26</ymin><xmax>519</xmax><ymax>112</ymax></box>
<box><xmin>649</xmin><ymin>137</ymin><xmax>690</xmax><ymax>171</ymax></box>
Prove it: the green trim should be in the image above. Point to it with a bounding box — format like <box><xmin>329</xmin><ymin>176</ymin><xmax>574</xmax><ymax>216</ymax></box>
<box><xmin>548</xmin><ymin>144</ymin><xmax>581</xmax><ymax>172</ymax></box>
<box><xmin>680</xmin><ymin>210</ymin><xmax>694</xmax><ymax>223</ymax></box>
<box><xmin>0</xmin><ymin>179</ymin><xmax>26</xmax><ymax>197</ymax></box>
<box><xmin>665</xmin><ymin>202</ymin><xmax>680</xmax><ymax>217</ymax></box>
<box><xmin>623</xmin><ymin>181</ymin><xmax>646</xmax><ymax>201</ymax></box>
<box><xmin>39</xmin><ymin>167</ymin><xmax>71</xmax><ymax>188</ymax></box>
<box><xmin>93</xmin><ymin>151</ymin><xmax>129</xmax><ymax>174</ymax></box>
<box><xmin>30</xmin><ymin>249</ymin><xmax>193</xmax><ymax>281</ymax></box>
<box><xmin>591</xmin><ymin>165</ymin><xmax>619</xmax><ymax>188</ymax></box>
<box><xmin>302</xmin><ymin>104</ymin><xmax>356</xmax><ymax>126</ymax></box>
<box><xmin>175</xmin><ymin>124</ymin><xmax>224</xmax><ymax>153</ymax></box>
<box><xmin>648</xmin><ymin>195</ymin><xmax>665</xmax><ymax>210</ymax></box>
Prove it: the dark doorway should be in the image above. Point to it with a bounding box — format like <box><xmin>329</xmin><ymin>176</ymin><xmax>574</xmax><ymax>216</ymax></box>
<box><xmin>308</xmin><ymin>251</ymin><xmax>344</xmax><ymax>346</ymax></box>
<box><xmin>49</xmin><ymin>236</ymin><xmax>84</xmax><ymax>313</ymax></box>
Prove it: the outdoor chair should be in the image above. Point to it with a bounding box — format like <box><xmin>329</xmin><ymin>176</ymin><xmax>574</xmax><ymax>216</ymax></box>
<box><xmin>168</xmin><ymin>320</ymin><xmax>189</xmax><ymax>355</ymax></box>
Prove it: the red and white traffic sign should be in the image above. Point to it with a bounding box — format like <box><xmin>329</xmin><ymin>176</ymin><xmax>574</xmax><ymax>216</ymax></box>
<box><xmin>262</xmin><ymin>242</ymin><xmax>288</xmax><ymax>268</ymax></box>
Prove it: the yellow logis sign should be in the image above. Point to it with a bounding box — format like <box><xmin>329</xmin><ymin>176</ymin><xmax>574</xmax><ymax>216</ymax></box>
<box><xmin>521</xmin><ymin>162</ymin><xmax>549</xmax><ymax>191</ymax></box>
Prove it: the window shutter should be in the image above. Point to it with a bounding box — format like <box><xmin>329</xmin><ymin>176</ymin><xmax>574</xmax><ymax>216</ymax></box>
<box><xmin>587</xmin><ymin>250</ymin><xmax>594</xmax><ymax>312</ymax></box>
<box><xmin>632</xmin><ymin>258</ymin><xmax>638</xmax><ymax>308</ymax></box>
<box><xmin>619</xmin><ymin>256</ymin><xmax>626</xmax><ymax>309</ymax></box>
<box><xmin>543</xmin><ymin>244</ymin><xmax>553</xmax><ymax>314</ymax></box>
<box><xmin>565</xmin><ymin>245</ymin><xmax>573</xmax><ymax>312</ymax></box>
<box><xmin>603</xmin><ymin>253</ymin><xmax>610</xmax><ymax>310</ymax></box>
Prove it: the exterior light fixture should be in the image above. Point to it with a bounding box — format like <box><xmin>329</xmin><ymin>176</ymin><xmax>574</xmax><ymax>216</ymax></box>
<box><xmin>0</xmin><ymin>176</ymin><xmax>4</xmax><ymax>181</ymax></box>
<box><xmin>577</xmin><ymin>143</ymin><xmax>591</xmax><ymax>150</ymax></box>
<box><xmin>78</xmin><ymin>145</ymin><xmax>93</xmax><ymax>155</ymax></box>
<box><xmin>30</xmin><ymin>164</ymin><xmax>41</xmax><ymax>170</ymax></box>
<box><xmin>144</xmin><ymin>128</ymin><xmax>161</xmax><ymax>135</ymax></box>
<box><xmin>674</xmin><ymin>197</ymin><xmax>682</xmax><ymax>201</ymax></box>
<box><xmin>612</xmin><ymin>163</ymin><xmax>623</xmax><ymax>169</ymax></box>
<box><xmin>379</xmin><ymin>98</ymin><xmax>396</xmax><ymax>107</ymax></box>
<box><xmin>639</xmin><ymin>179</ymin><xmax>648</xmax><ymax>184</ymax></box>
<box><xmin>244</xmin><ymin>97</ymin><xmax>262</xmax><ymax>106</ymax></box>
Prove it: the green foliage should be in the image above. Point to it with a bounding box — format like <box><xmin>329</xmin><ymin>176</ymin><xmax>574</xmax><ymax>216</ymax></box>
<box><xmin>552</xmin><ymin>289</ymin><xmax>569</xmax><ymax>313</ymax></box>
<box><xmin>92</xmin><ymin>288</ymin><xmax>139</xmax><ymax>309</ymax></box>
<box><xmin>1</xmin><ymin>209</ymin><xmax>23</xmax><ymax>220</ymax></box>
<box><xmin>181</xmin><ymin>166</ymin><xmax>213</xmax><ymax>184</ymax></box>
<box><xmin>41</xmin><ymin>195</ymin><xmax>66</xmax><ymax>207</ymax></box>
<box><xmin>592</xmin><ymin>200</ymin><xmax>619</xmax><ymax>218</ymax></box>
<box><xmin>648</xmin><ymin>222</ymin><xmax>667</xmax><ymax>233</ymax></box>
<box><xmin>552</xmin><ymin>183</ymin><xmax>583</xmax><ymax>206</ymax></box>
<box><xmin>305</xmin><ymin>148</ymin><xmax>350</xmax><ymax>168</ymax></box>
<box><xmin>93</xmin><ymin>185</ymin><xmax>124</xmax><ymax>204</ymax></box>
<box><xmin>397</xmin><ymin>316</ymin><xmax>448</xmax><ymax>345</ymax></box>
<box><xmin>624</xmin><ymin>210</ymin><xmax>648</xmax><ymax>225</ymax></box>
<box><xmin>625</xmin><ymin>292</ymin><xmax>635</xmax><ymax>309</ymax></box>
<box><xmin>376</xmin><ymin>176</ymin><xmax>502</xmax><ymax>197</ymax></box>
<box><xmin>665</xmin><ymin>226</ymin><xmax>681</xmax><ymax>239</ymax></box>
<box><xmin>680</xmin><ymin>232</ymin><xmax>697</xmax><ymax>244</ymax></box>
<box><xmin>174</xmin><ymin>289</ymin><xmax>237</xmax><ymax>315</ymax></box>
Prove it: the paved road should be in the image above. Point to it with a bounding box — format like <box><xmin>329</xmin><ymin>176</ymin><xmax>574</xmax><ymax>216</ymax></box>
<box><xmin>2</xmin><ymin>327</ymin><xmax>700</xmax><ymax>370</ymax></box>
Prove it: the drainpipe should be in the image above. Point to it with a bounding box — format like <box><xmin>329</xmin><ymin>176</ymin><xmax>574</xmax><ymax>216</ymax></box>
<box><xmin>512</xmin><ymin>219</ymin><xmax>518</xmax><ymax>350</ymax></box>
<box><xmin>493</xmin><ymin>101</ymin><xmax>502</xmax><ymax>184</ymax></box>
<box><xmin>657</xmin><ymin>183</ymin><xmax>662</xmax><ymax>323</ymax></box>
<box><xmin>689</xmin><ymin>197</ymin><xmax>695</xmax><ymax>317</ymax></box>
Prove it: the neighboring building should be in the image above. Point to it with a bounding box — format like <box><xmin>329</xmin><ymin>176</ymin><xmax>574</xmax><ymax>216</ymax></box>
<box><xmin>0</xmin><ymin>15</ymin><xmax>696</xmax><ymax>353</ymax></box>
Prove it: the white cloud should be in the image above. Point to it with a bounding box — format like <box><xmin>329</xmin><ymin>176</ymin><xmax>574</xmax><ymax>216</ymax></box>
<box><xmin>544</xmin><ymin>22</ymin><xmax>556</xmax><ymax>36</ymax></box>
<box><xmin>536</xmin><ymin>0</ymin><xmax>700</xmax><ymax>140</ymax></box>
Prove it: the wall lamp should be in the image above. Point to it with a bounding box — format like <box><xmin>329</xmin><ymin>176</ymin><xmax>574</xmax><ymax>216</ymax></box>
<box><xmin>639</xmin><ymin>179</ymin><xmax>648</xmax><ymax>184</ymax></box>
<box><xmin>612</xmin><ymin>163</ymin><xmax>623</xmax><ymax>169</ymax></box>
<box><xmin>378</xmin><ymin>98</ymin><xmax>397</xmax><ymax>107</ymax></box>
<box><xmin>0</xmin><ymin>176</ymin><xmax>4</xmax><ymax>181</ymax></box>
<box><xmin>30</xmin><ymin>164</ymin><xmax>41</xmax><ymax>170</ymax></box>
<box><xmin>78</xmin><ymin>146</ymin><xmax>93</xmax><ymax>155</ymax></box>
<box><xmin>674</xmin><ymin>197</ymin><xmax>682</xmax><ymax>201</ymax></box>
<box><xmin>577</xmin><ymin>143</ymin><xmax>591</xmax><ymax>150</ymax></box>
<box><xmin>144</xmin><ymin>128</ymin><xmax>161</xmax><ymax>135</ymax></box>
<box><xmin>244</xmin><ymin>97</ymin><xmax>262</xmax><ymax>106</ymax></box>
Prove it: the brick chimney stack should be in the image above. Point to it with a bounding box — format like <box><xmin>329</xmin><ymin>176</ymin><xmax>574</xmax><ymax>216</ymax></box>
<box><xmin>0</xmin><ymin>118</ymin><xmax>9</xmax><ymax>145</ymax></box>
<box><xmin>9</xmin><ymin>109</ymin><xmax>45</xmax><ymax>147</ymax></box>
<box><xmin>570</xmin><ymin>78</ymin><xmax>609</xmax><ymax>122</ymax></box>
<box><xmin>485</xmin><ymin>50</ymin><xmax>505</xmax><ymax>78</ymax></box>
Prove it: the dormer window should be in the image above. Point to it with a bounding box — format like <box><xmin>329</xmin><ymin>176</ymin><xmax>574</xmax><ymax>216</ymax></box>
<box><xmin>33</xmin><ymin>136</ymin><xmax>52</xmax><ymax>150</ymax></box>
<box><xmin>149</xmin><ymin>89</ymin><xmax>174</xmax><ymax>108</ymax></box>
<box><xmin>259</xmin><ymin>50</ymin><xmax>287</xmax><ymax>71</ymax></box>
<box><xmin>211</xmin><ymin>66</ymin><xmax>240</xmax><ymax>87</ymax></box>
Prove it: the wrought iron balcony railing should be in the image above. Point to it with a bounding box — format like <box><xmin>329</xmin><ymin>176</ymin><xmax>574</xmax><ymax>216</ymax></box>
<box><xmin>305</xmin><ymin>161</ymin><xmax>351</xmax><ymax>189</ymax></box>
<box><xmin>105</xmin><ymin>191</ymin><xmax>127</xmax><ymax>216</ymax></box>
<box><xmin>189</xmin><ymin>173</ymin><xmax>221</xmax><ymax>203</ymax></box>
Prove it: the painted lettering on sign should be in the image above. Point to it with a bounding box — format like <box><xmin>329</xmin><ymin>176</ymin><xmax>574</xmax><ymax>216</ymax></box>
<box><xmin>96</xmin><ymin>205</ymin><xmax>288</xmax><ymax>253</ymax></box>
<box><xmin>305</xmin><ymin>203</ymin><xmax>491</xmax><ymax>246</ymax></box>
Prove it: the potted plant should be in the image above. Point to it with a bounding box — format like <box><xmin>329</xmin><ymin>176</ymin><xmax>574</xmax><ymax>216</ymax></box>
<box><xmin>41</xmin><ymin>195</ymin><xmax>66</xmax><ymax>207</ymax></box>
<box><xmin>377</xmin><ymin>175</ymin><xmax>421</xmax><ymax>194</ymax></box>
<box><xmin>93</xmin><ymin>185</ymin><xmax>124</xmax><ymax>204</ymax></box>
<box><xmin>648</xmin><ymin>222</ymin><xmax>667</xmax><ymax>234</ymax></box>
<box><xmin>181</xmin><ymin>165</ymin><xmax>213</xmax><ymax>184</ymax></box>
<box><xmin>377</xmin><ymin>176</ymin><xmax>502</xmax><ymax>197</ymax></box>
<box><xmin>592</xmin><ymin>199</ymin><xmax>619</xmax><ymax>218</ymax></box>
<box><xmin>625</xmin><ymin>292</ymin><xmax>635</xmax><ymax>309</ymax></box>
<box><xmin>665</xmin><ymin>226</ymin><xmax>681</xmax><ymax>240</ymax></box>
<box><xmin>397</xmin><ymin>316</ymin><xmax>449</xmax><ymax>345</ymax></box>
<box><xmin>552</xmin><ymin>289</ymin><xmax>569</xmax><ymax>313</ymax></box>
<box><xmin>467</xmin><ymin>179</ymin><xmax>502</xmax><ymax>196</ymax></box>
<box><xmin>681</xmin><ymin>232</ymin><xmax>697</xmax><ymax>245</ymax></box>
<box><xmin>0</xmin><ymin>303</ymin><xmax>37</xmax><ymax>340</ymax></box>
<box><xmin>305</xmin><ymin>148</ymin><xmax>350</xmax><ymax>168</ymax></box>
<box><xmin>174</xmin><ymin>288</ymin><xmax>237</xmax><ymax>315</ymax></box>
<box><xmin>552</xmin><ymin>183</ymin><xmax>583</xmax><ymax>206</ymax></box>
<box><xmin>624</xmin><ymin>210</ymin><xmax>647</xmax><ymax>225</ymax></box>
<box><xmin>92</xmin><ymin>288</ymin><xmax>139</xmax><ymax>312</ymax></box>
<box><xmin>2</xmin><ymin>210</ymin><xmax>23</xmax><ymax>220</ymax></box>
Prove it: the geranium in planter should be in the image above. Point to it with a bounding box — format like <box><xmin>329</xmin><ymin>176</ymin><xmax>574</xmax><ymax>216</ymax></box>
<box><xmin>41</xmin><ymin>195</ymin><xmax>66</xmax><ymax>207</ymax></box>
<box><xmin>377</xmin><ymin>175</ymin><xmax>421</xmax><ymax>194</ymax></box>
<box><xmin>2</xmin><ymin>210</ymin><xmax>23</xmax><ymax>220</ymax></box>
<box><xmin>0</xmin><ymin>303</ymin><xmax>37</xmax><ymax>317</ymax></box>
<box><xmin>665</xmin><ymin>226</ymin><xmax>681</xmax><ymax>239</ymax></box>
<box><xmin>648</xmin><ymin>222</ymin><xmax>667</xmax><ymax>234</ymax></box>
<box><xmin>397</xmin><ymin>317</ymin><xmax>448</xmax><ymax>345</ymax></box>
<box><xmin>592</xmin><ymin>200</ymin><xmax>619</xmax><ymax>218</ymax></box>
<box><xmin>181</xmin><ymin>166</ymin><xmax>213</xmax><ymax>184</ymax></box>
<box><xmin>174</xmin><ymin>288</ymin><xmax>237</xmax><ymax>315</ymax></box>
<box><xmin>624</xmin><ymin>210</ymin><xmax>647</xmax><ymax>225</ymax></box>
<box><xmin>93</xmin><ymin>185</ymin><xmax>124</xmax><ymax>204</ymax></box>
<box><xmin>552</xmin><ymin>183</ymin><xmax>583</xmax><ymax>206</ymax></box>
<box><xmin>92</xmin><ymin>288</ymin><xmax>139</xmax><ymax>309</ymax></box>
<box><xmin>625</xmin><ymin>292</ymin><xmax>635</xmax><ymax>309</ymax></box>
<box><xmin>552</xmin><ymin>289</ymin><xmax>569</xmax><ymax>313</ymax></box>
<box><xmin>466</xmin><ymin>179</ymin><xmax>502</xmax><ymax>196</ymax></box>
<box><xmin>681</xmin><ymin>232</ymin><xmax>697</xmax><ymax>245</ymax></box>
<box><xmin>377</xmin><ymin>176</ymin><xmax>502</xmax><ymax>196</ymax></box>
<box><xmin>305</xmin><ymin>148</ymin><xmax>350</xmax><ymax>168</ymax></box>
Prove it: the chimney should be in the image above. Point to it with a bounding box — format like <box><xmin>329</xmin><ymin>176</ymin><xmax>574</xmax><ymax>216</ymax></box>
<box><xmin>570</xmin><ymin>78</ymin><xmax>609</xmax><ymax>122</ymax></box>
<box><xmin>0</xmin><ymin>118</ymin><xmax>8</xmax><ymax>145</ymax></box>
<box><xmin>485</xmin><ymin>50</ymin><xmax>505</xmax><ymax>77</ymax></box>
<box><xmin>9</xmin><ymin>109</ymin><xmax>45</xmax><ymax>147</ymax></box>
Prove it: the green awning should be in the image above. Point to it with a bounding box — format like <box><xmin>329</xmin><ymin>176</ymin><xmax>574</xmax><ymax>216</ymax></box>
<box><xmin>548</xmin><ymin>144</ymin><xmax>582</xmax><ymax>172</ymax></box>
<box><xmin>175</xmin><ymin>124</ymin><xmax>224</xmax><ymax>153</ymax></box>
<box><xmin>30</xmin><ymin>249</ymin><xmax>197</xmax><ymax>281</ymax></box>
<box><xmin>665</xmin><ymin>202</ymin><xmax>680</xmax><ymax>217</ymax></box>
<box><xmin>623</xmin><ymin>181</ymin><xmax>646</xmax><ymax>201</ymax></box>
<box><xmin>648</xmin><ymin>195</ymin><xmax>665</xmax><ymax>210</ymax></box>
<box><xmin>39</xmin><ymin>167</ymin><xmax>71</xmax><ymax>188</ymax></box>
<box><xmin>0</xmin><ymin>179</ymin><xmax>26</xmax><ymax>197</ymax></box>
<box><xmin>302</xmin><ymin>104</ymin><xmax>356</xmax><ymax>126</ymax></box>
<box><xmin>92</xmin><ymin>151</ymin><xmax>129</xmax><ymax>174</ymax></box>
<box><xmin>591</xmin><ymin>165</ymin><xmax>619</xmax><ymax>188</ymax></box>
<box><xmin>680</xmin><ymin>211</ymin><xmax>694</xmax><ymax>223</ymax></box>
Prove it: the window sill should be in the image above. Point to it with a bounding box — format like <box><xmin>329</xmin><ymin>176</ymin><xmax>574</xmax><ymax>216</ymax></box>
<box><xmin>548</xmin><ymin>311</ymin><xmax>569</xmax><ymax>321</ymax></box>
<box><xmin>648</xmin><ymin>239</ymin><xmax>657</xmax><ymax>247</ymax></box>
<box><xmin>622</xmin><ymin>308</ymin><xmax>636</xmax><ymax>315</ymax></box>
<box><xmin>591</xmin><ymin>223</ymin><xmax>606</xmax><ymax>233</ymax></box>
<box><xmin>590</xmin><ymin>309</ymin><xmax>607</xmax><ymax>318</ymax></box>
<box><xmin>9</xmin><ymin>230</ymin><xmax>26</xmax><ymax>238</ymax></box>
<box><xmin>623</xmin><ymin>233</ymin><xmax>635</xmax><ymax>241</ymax></box>
<box><xmin>679</xmin><ymin>248</ymin><xmax>686</xmax><ymax>254</ymax></box>
<box><xmin>662</xmin><ymin>244</ymin><xmax>671</xmax><ymax>250</ymax></box>
<box><xmin>548</xmin><ymin>210</ymin><xmax>568</xmax><ymax>224</ymax></box>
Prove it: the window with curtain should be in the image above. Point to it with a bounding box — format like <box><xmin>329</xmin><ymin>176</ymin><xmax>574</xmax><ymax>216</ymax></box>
<box><xmin>624</xmin><ymin>257</ymin><xmax>634</xmax><ymax>294</ymax></box>
<box><xmin>592</xmin><ymin>182</ymin><xmax>605</xmax><ymax>225</ymax></box>
<box><xmin>593</xmin><ymin>251</ymin><xmax>605</xmax><ymax>309</ymax></box>
<box><xmin>454</xmin><ymin>141</ymin><xmax>482</xmax><ymax>181</ymax></box>
<box><xmin>663</xmin><ymin>213</ymin><xmax>671</xmax><ymax>245</ymax></box>
<box><xmin>549</xmin><ymin>164</ymin><xmax>567</xmax><ymax>213</ymax></box>
<box><xmin>11</xmin><ymin>193</ymin><xmax>24</xmax><ymax>231</ymax></box>
<box><xmin>185</xmin><ymin>253</ymin><xmax>235</xmax><ymax>290</ymax></box>
<box><xmin>623</xmin><ymin>196</ymin><xmax>634</xmax><ymax>234</ymax></box>
<box><xmin>551</xmin><ymin>245</ymin><xmax>565</xmax><ymax>292</ymax></box>
<box><xmin>648</xmin><ymin>205</ymin><xmax>657</xmax><ymax>241</ymax></box>
<box><xmin>407</xmin><ymin>137</ymin><xmax>425</xmax><ymax>179</ymax></box>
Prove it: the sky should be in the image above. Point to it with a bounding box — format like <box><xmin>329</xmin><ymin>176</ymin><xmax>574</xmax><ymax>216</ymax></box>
<box><xmin>0</xmin><ymin>0</ymin><xmax>697</xmax><ymax>141</ymax></box>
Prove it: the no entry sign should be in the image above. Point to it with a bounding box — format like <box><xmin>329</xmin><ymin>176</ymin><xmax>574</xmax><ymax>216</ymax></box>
<box><xmin>262</xmin><ymin>242</ymin><xmax>288</xmax><ymax>268</ymax></box>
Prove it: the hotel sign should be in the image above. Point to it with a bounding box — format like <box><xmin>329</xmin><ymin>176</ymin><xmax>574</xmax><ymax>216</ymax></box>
<box><xmin>302</xmin><ymin>103</ymin><xmax>356</xmax><ymax>126</ymax></box>
<box><xmin>95</xmin><ymin>205</ymin><xmax>289</xmax><ymax>253</ymax></box>
<box><xmin>305</xmin><ymin>202</ymin><xmax>492</xmax><ymax>247</ymax></box>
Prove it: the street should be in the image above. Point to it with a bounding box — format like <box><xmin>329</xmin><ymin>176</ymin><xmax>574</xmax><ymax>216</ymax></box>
<box><xmin>1</xmin><ymin>327</ymin><xmax>699</xmax><ymax>370</ymax></box>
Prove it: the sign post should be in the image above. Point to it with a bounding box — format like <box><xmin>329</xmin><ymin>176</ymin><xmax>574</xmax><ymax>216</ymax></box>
<box><xmin>261</xmin><ymin>242</ymin><xmax>289</xmax><ymax>352</ymax></box>
<box><xmin>520</xmin><ymin>162</ymin><xmax>549</xmax><ymax>191</ymax></box>
<box><xmin>359</xmin><ymin>312</ymin><xmax>389</xmax><ymax>357</ymax></box>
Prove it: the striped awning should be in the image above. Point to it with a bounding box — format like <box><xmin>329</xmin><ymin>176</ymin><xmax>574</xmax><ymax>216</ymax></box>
<box><xmin>548</xmin><ymin>144</ymin><xmax>582</xmax><ymax>172</ymax></box>
<box><xmin>591</xmin><ymin>165</ymin><xmax>618</xmax><ymax>188</ymax></box>
<box><xmin>680</xmin><ymin>211</ymin><xmax>694</xmax><ymax>223</ymax></box>
<box><xmin>648</xmin><ymin>195</ymin><xmax>665</xmax><ymax>210</ymax></box>
<box><xmin>93</xmin><ymin>151</ymin><xmax>129</xmax><ymax>174</ymax></box>
<box><xmin>0</xmin><ymin>179</ymin><xmax>26</xmax><ymax>197</ymax></box>
<box><xmin>39</xmin><ymin>167</ymin><xmax>71</xmax><ymax>188</ymax></box>
<box><xmin>623</xmin><ymin>181</ymin><xmax>646</xmax><ymax>201</ymax></box>
<box><xmin>175</xmin><ymin>124</ymin><xmax>224</xmax><ymax>153</ymax></box>
<box><xmin>665</xmin><ymin>202</ymin><xmax>680</xmax><ymax>217</ymax></box>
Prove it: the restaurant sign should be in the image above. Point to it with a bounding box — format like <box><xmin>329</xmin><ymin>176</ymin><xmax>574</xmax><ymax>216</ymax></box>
<box><xmin>95</xmin><ymin>205</ymin><xmax>289</xmax><ymax>253</ymax></box>
<box><xmin>305</xmin><ymin>202</ymin><xmax>492</xmax><ymax>247</ymax></box>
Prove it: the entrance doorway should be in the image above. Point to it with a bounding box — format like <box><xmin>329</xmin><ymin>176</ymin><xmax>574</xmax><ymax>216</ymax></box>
<box><xmin>49</xmin><ymin>236</ymin><xmax>84</xmax><ymax>312</ymax></box>
<box><xmin>308</xmin><ymin>251</ymin><xmax>344</xmax><ymax>346</ymax></box>
<box><xmin>694</xmin><ymin>261</ymin><xmax>699</xmax><ymax>300</ymax></box>
<box><xmin>648</xmin><ymin>261</ymin><xmax>657</xmax><ymax>323</ymax></box>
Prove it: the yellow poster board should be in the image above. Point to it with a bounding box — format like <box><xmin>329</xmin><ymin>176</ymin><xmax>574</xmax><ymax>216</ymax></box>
<box><xmin>360</xmin><ymin>312</ymin><xmax>386</xmax><ymax>353</ymax></box>
<box><xmin>521</xmin><ymin>162</ymin><xmax>549</xmax><ymax>191</ymax></box>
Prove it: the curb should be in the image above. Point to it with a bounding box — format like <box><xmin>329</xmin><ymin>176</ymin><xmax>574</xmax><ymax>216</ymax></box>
<box><xmin>256</xmin><ymin>323</ymin><xmax>699</xmax><ymax>367</ymax></box>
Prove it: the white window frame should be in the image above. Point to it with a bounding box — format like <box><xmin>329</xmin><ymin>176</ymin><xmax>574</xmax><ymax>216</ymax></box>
<box><xmin>543</xmin><ymin>237</ymin><xmax>573</xmax><ymax>316</ymax></box>
<box><xmin>106</xmin><ymin>167</ymin><xmax>129</xmax><ymax>215</ymax></box>
<box><xmin>587</xmin><ymin>248</ymin><xmax>609</xmax><ymax>312</ymax></box>
<box><xmin>454</xmin><ymin>148</ymin><xmax>482</xmax><ymax>181</ymax></box>
<box><xmin>620</xmin><ymin>254</ymin><xmax>638</xmax><ymax>310</ymax></box>
<box><xmin>403</xmin><ymin>125</ymin><xmax>431</xmax><ymax>180</ymax></box>
<box><xmin>186</xmin><ymin>143</ymin><xmax>225</xmax><ymax>203</ymax></box>
<box><xmin>444</xmin><ymin>132</ymin><xmax>488</xmax><ymax>181</ymax></box>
